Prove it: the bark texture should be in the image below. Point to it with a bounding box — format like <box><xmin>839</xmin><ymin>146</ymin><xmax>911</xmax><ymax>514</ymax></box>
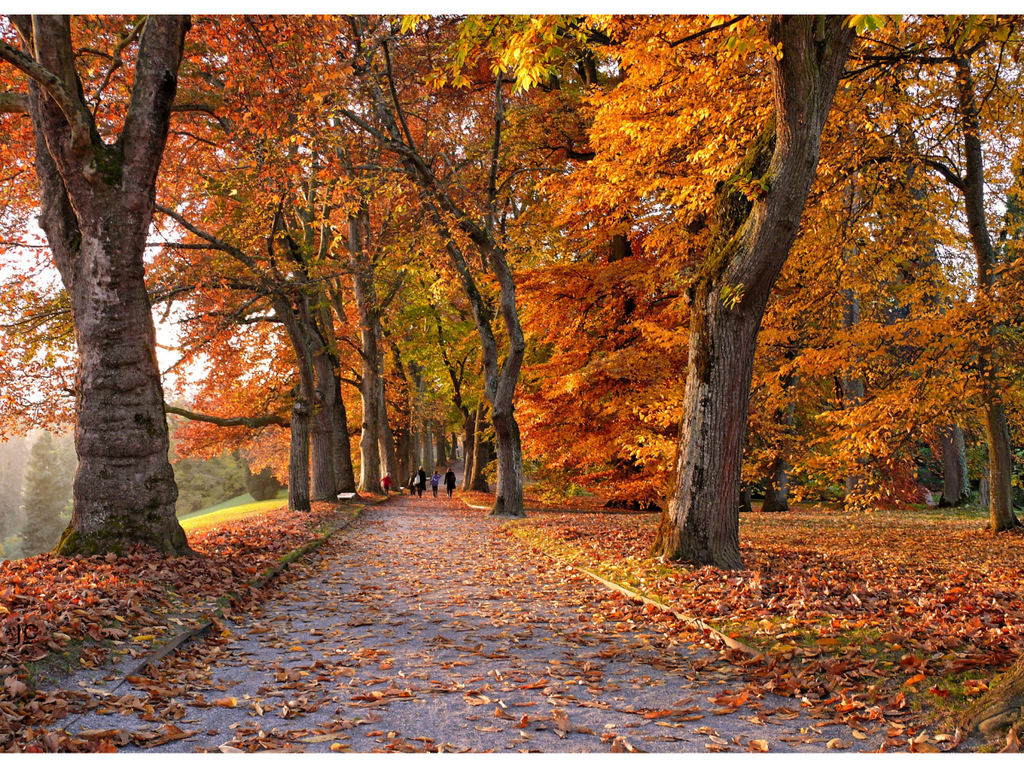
<box><xmin>6</xmin><ymin>16</ymin><xmax>193</xmax><ymax>555</ymax></box>
<box><xmin>938</xmin><ymin>424</ymin><xmax>971</xmax><ymax>507</ymax></box>
<box><xmin>961</xmin><ymin>652</ymin><xmax>1024</xmax><ymax>734</ymax></box>
<box><xmin>349</xmin><ymin>209</ymin><xmax>383</xmax><ymax>493</ymax></box>
<box><xmin>288</xmin><ymin>399</ymin><xmax>311</xmax><ymax>512</ymax></box>
<box><xmin>462</xmin><ymin>407</ymin><xmax>476</xmax><ymax>491</ymax></box>
<box><xmin>469</xmin><ymin>401</ymin><xmax>492</xmax><ymax>493</ymax></box>
<box><xmin>652</xmin><ymin>16</ymin><xmax>855</xmax><ymax>568</ymax></box>
<box><xmin>332</xmin><ymin>369</ymin><xmax>357</xmax><ymax>494</ymax></box>
<box><xmin>311</xmin><ymin>348</ymin><xmax>338</xmax><ymax>500</ymax></box>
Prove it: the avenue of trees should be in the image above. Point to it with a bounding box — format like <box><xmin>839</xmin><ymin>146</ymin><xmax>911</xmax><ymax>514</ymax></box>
<box><xmin>1</xmin><ymin>14</ymin><xmax>1023</xmax><ymax>571</ymax></box>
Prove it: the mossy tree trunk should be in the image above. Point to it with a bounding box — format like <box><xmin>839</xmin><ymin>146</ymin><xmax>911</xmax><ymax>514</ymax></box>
<box><xmin>962</xmin><ymin>652</ymin><xmax>1024</xmax><ymax>734</ymax></box>
<box><xmin>3</xmin><ymin>16</ymin><xmax>193</xmax><ymax>556</ymax></box>
<box><xmin>653</xmin><ymin>16</ymin><xmax>855</xmax><ymax>568</ymax></box>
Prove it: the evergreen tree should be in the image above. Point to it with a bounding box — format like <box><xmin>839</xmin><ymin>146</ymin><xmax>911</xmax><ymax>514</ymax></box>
<box><xmin>0</xmin><ymin>436</ymin><xmax>29</xmax><ymax>544</ymax></box>
<box><xmin>20</xmin><ymin>432</ymin><xmax>75</xmax><ymax>556</ymax></box>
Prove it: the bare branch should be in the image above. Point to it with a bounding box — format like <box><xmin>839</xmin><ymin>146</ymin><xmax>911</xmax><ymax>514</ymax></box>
<box><xmin>165</xmin><ymin>404</ymin><xmax>290</xmax><ymax>429</ymax></box>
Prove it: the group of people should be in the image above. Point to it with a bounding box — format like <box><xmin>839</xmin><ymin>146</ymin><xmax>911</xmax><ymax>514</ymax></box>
<box><xmin>379</xmin><ymin>467</ymin><xmax>457</xmax><ymax>498</ymax></box>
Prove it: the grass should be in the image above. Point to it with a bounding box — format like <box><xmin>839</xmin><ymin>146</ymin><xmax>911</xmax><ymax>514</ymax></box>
<box><xmin>177</xmin><ymin>489</ymin><xmax>288</xmax><ymax>522</ymax></box>
<box><xmin>180</xmin><ymin>498</ymin><xmax>288</xmax><ymax>532</ymax></box>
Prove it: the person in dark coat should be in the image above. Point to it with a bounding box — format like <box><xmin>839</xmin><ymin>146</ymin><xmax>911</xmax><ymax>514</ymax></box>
<box><xmin>444</xmin><ymin>467</ymin><xmax>456</xmax><ymax>498</ymax></box>
<box><xmin>408</xmin><ymin>473</ymin><xmax>417</xmax><ymax>495</ymax></box>
<box><xmin>416</xmin><ymin>466</ymin><xmax>427</xmax><ymax>498</ymax></box>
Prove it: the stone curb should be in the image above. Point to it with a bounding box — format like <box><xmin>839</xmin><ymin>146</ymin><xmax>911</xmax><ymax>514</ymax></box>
<box><xmin>114</xmin><ymin>502</ymin><xmax>369</xmax><ymax>688</ymax></box>
<box><xmin>483</xmin><ymin>506</ymin><xmax>763</xmax><ymax>659</ymax></box>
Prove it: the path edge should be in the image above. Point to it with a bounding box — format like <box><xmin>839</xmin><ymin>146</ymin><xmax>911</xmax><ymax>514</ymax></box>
<box><xmin>475</xmin><ymin>504</ymin><xmax>763</xmax><ymax>659</ymax></box>
<box><xmin>117</xmin><ymin>500</ymin><xmax>372</xmax><ymax>684</ymax></box>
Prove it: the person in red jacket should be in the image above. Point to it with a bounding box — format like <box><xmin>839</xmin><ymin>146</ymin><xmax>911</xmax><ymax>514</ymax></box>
<box><xmin>381</xmin><ymin>474</ymin><xmax>393</xmax><ymax>496</ymax></box>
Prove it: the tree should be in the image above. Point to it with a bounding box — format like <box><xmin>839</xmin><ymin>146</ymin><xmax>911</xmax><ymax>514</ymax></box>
<box><xmin>0</xmin><ymin>15</ymin><xmax>192</xmax><ymax>555</ymax></box>
<box><xmin>652</xmin><ymin>16</ymin><xmax>856</xmax><ymax>568</ymax></box>
<box><xmin>20</xmin><ymin>431</ymin><xmax>74</xmax><ymax>555</ymax></box>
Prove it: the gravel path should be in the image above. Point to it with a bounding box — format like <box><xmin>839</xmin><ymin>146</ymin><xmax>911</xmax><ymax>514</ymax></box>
<box><xmin>56</xmin><ymin>493</ymin><xmax>888</xmax><ymax>753</ymax></box>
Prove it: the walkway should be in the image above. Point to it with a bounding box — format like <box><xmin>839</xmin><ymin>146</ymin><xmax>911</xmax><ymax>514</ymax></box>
<box><xmin>58</xmin><ymin>493</ymin><xmax>883</xmax><ymax>752</ymax></box>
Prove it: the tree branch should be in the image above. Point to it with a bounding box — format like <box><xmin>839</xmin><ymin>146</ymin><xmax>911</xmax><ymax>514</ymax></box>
<box><xmin>924</xmin><ymin>157</ymin><xmax>966</xmax><ymax>192</ymax></box>
<box><xmin>0</xmin><ymin>36</ymin><xmax>92</xmax><ymax>150</ymax></box>
<box><xmin>665</xmin><ymin>15</ymin><xmax>748</xmax><ymax>47</ymax></box>
<box><xmin>165</xmin><ymin>404</ymin><xmax>289</xmax><ymax>429</ymax></box>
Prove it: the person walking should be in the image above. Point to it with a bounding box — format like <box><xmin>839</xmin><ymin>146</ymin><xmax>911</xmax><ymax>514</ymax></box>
<box><xmin>444</xmin><ymin>467</ymin><xmax>456</xmax><ymax>498</ymax></box>
<box><xmin>430</xmin><ymin>470</ymin><xmax>441</xmax><ymax>498</ymax></box>
<box><xmin>416</xmin><ymin>466</ymin><xmax>427</xmax><ymax>498</ymax></box>
<box><xmin>408</xmin><ymin>472</ymin><xmax>416</xmax><ymax>496</ymax></box>
<box><xmin>381</xmin><ymin>474</ymin><xmax>393</xmax><ymax>496</ymax></box>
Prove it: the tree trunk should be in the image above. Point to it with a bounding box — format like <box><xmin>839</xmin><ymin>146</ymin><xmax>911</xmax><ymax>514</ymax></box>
<box><xmin>762</xmin><ymin>458</ymin><xmax>791</xmax><ymax>512</ymax></box>
<box><xmin>652</xmin><ymin>16</ymin><xmax>855</xmax><ymax>568</ymax></box>
<box><xmin>961</xmin><ymin>651</ymin><xmax>1024</xmax><ymax>734</ymax></box>
<box><xmin>387</xmin><ymin>343</ymin><xmax>414</xmax><ymax>484</ymax></box>
<box><xmin>739</xmin><ymin>486</ymin><xmax>753</xmax><ymax>513</ymax></box>
<box><xmin>9</xmin><ymin>16</ymin><xmax>193</xmax><ymax>556</ymax></box>
<box><xmin>434</xmin><ymin>423</ymin><xmax>447</xmax><ymax>467</ymax></box>
<box><xmin>985</xmin><ymin>403</ymin><xmax>1017</xmax><ymax>528</ymax></box>
<box><xmin>938</xmin><ymin>424</ymin><xmax>971</xmax><ymax>507</ymax></box>
<box><xmin>954</xmin><ymin>53</ymin><xmax>1021</xmax><ymax>532</ymax></box>
<box><xmin>462</xmin><ymin>406</ymin><xmax>476</xmax><ymax>490</ymax></box>
<box><xmin>763</xmin><ymin>372</ymin><xmax>796</xmax><ymax>512</ymax></box>
<box><xmin>492</xmin><ymin>404</ymin><xmax>524</xmax><ymax>516</ymax></box>
<box><xmin>980</xmin><ymin>475</ymin><xmax>991</xmax><ymax>509</ymax></box>
<box><xmin>288</xmin><ymin>399</ymin><xmax>311</xmax><ymax>511</ymax></box>
<box><xmin>350</xmin><ymin>209</ymin><xmax>382</xmax><ymax>493</ymax></box>
<box><xmin>378</xmin><ymin>374</ymin><xmax>400</xmax><ymax>481</ymax></box>
<box><xmin>841</xmin><ymin>288</ymin><xmax>866</xmax><ymax>506</ymax></box>
<box><xmin>469</xmin><ymin>401</ymin><xmax>491</xmax><ymax>492</ymax></box>
<box><xmin>332</xmin><ymin>372</ymin><xmax>357</xmax><ymax>493</ymax></box>
<box><xmin>275</xmin><ymin>291</ymin><xmax>319</xmax><ymax>511</ymax></box>
<box><xmin>311</xmin><ymin>349</ymin><xmax>337</xmax><ymax>500</ymax></box>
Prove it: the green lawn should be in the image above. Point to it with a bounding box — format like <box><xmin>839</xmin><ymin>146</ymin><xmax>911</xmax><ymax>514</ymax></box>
<box><xmin>177</xmin><ymin>489</ymin><xmax>288</xmax><ymax>523</ymax></box>
<box><xmin>180</xmin><ymin>498</ymin><xmax>288</xmax><ymax>532</ymax></box>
